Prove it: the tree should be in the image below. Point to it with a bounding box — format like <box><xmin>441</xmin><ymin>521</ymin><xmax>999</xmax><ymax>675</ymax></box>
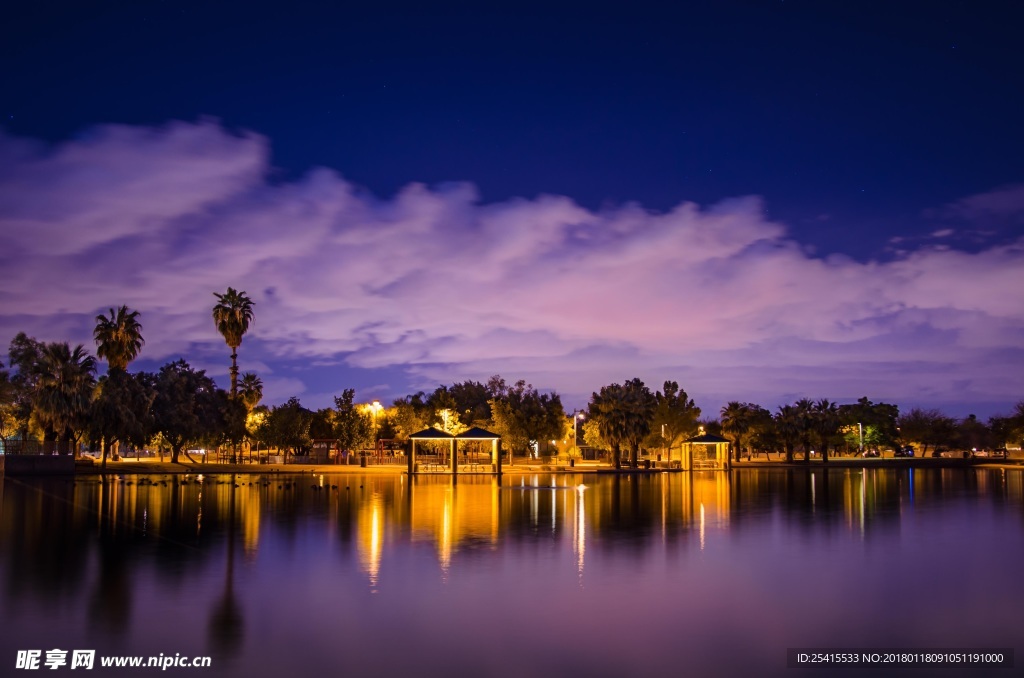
<box><xmin>793</xmin><ymin>398</ymin><xmax>816</xmax><ymax>463</ymax></box>
<box><xmin>588</xmin><ymin>379</ymin><xmax>656</xmax><ymax>469</ymax></box>
<box><xmin>745</xmin><ymin>405</ymin><xmax>775</xmax><ymax>458</ymax></box>
<box><xmin>93</xmin><ymin>306</ymin><xmax>144</xmax><ymax>372</ymax></box>
<box><xmin>426</xmin><ymin>386</ymin><xmax>468</xmax><ymax>435</ymax></box>
<box><xmin>775</xmin><ymin>405</ymin><xmax>801</xmax><ymax>463</ymax></box>
<box><xmin>237</xmin><ymin>372</ymin><xmax>264</xmax><ymax>461</ymax></box>
<box><xmin>837</xmin><ymin>397</ymin><xmax>899</xmax><ymax>454</ymax></box>
<box><xmin>0</xmin><ymin>360</ymin><xmax>20</xmax><ymax>451</ymax></box>
<box><xmin>34</xmin><ymin>342</ymin><xmax>97</xmax><ymax>454</ymax></box>
<box><xmin>648</xmin><ymin>381</ymin><xmax>701</xmax><ymax>462</ymax></box>
<box><xmin>391</xmin><ymin>392</ymin><xmax>432</xmax><ymax>440</ymax></box>
<box><xmin>957</xmin><ymin>414</ymin><xmax>993</xmax><ymax>453</ymax></box>
<box><xmin>720</xmin><ymin>402</ymin><xmax>752</xmax><ymax>463</ymax></box>
<box><xmin>582</xmin><ymin>418</ymin><xmax>608</xmax><ymax>451</ymax></box>
<box><xmin>490</xmin><ymin>380</ymin><xmax>565</xmax><ymax>462</ymax></box>
<box><xmin>212</xmin><ymin>287</ymin><xmax>255</xmax><ymax>399</ymax></box>
<box><xmin>92</xmin><ymin>305</ymin><xmax>146</xmax><ymax>465</ymax></box>
<box><xmin>333</xmin><ymin>389</ymin><xmax>373</xmax><ymax>457</ymax></box>
<box><xmin>898</xmin><ymin>408</ymin><xmax>955</xmax><ymax>456</ymax></box>
<box><xmin>7</xmin><ymin>333</ymin><xmax>46</xmax><ymax>447</ymax></box>
<box><xmin>447</xmin><ymin>380</ymin><xmax>495</xmax><ymax>427</ymax></box>
<box><xmin>152</xmin><ymin>359</ymin><xmax>223</xmax><ymax>463</ymax></box>
<box><xmin>263</xmin><ymin>397</ymin><xmax>314</xmax><ymax>459</ymax></box>
<box><xmin>238</xmin><ymin>372</ymin><xmax>263</xmax><ymax>412</ymax></box>
<box><xmin>810</xmin><ymin>399</ymin><xmax>841</xmax><ymax>463</ymax></box>
<box><xmin>90</xmin><ymin>370</ymin><xmax>155</xmax><ymax>469</ymax></box>
<box><xmin>990</xmin><ymin>403</ymin><xmax>1024</xmax><ymax>451</ymax></box>
<box><xmin>720</xmin><ymin>401</ymin><xmax>771</xmax><ymax>462</ymax></box>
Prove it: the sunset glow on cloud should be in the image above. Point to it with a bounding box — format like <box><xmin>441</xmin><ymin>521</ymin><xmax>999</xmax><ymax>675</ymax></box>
<box><xmin>2</xmin><ymin>121</ymin><xmax>1022</xmax><ymax>413</ymax></box>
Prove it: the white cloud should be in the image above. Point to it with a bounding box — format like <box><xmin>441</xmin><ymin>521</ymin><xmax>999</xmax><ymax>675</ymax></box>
<box><xmin>1</xmin><ymin>121</ymin><xmax>1022</xmax><ymax>413</ymax></box>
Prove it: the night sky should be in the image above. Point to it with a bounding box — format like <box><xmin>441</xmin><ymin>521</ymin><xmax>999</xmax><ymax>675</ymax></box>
<box><xmin>2</xmin><ymin>1</ymin><xmax>1022</xmax><ymax>416</ymax></box>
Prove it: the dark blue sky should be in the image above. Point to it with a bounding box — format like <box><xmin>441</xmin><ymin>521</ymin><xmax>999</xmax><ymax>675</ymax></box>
<box><xmin>5</xmin><ymin>1</ymin><xmax>1023</xmax><ymax>258</ymax></box>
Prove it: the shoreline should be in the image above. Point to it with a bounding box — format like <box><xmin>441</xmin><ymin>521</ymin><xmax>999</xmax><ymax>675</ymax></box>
<box><xmin>2</xmin><ymin>455</ymin><xmax>1021</xmax><ymax>477</ymax></box>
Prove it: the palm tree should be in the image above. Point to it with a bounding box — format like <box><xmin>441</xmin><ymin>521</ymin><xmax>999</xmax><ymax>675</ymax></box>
<box><xmin>811</xmin><ymin>399</ymin><xmax>840</xmax><ymax>463</ymax></box>
<box><xmin>238</xmin><ymin>372</ymin><xmax>263</xmax><ymax>463</ymax></box>
<box><xmin>238</xmin><ymin>372</ymin><xmax>263</xmax><ymax>413</ymax></box>
<box><xmin>34</xmin><ymin>342</ymin><xmax>96</xmax><ymax>455</ymax></box>
<box><xmin>589</xmin><ymin>379</ymin><xmax>656</xmax><ymax>469</ymax></box>
<box><xmin>775</xmin><ymin>405</ymin><xmax>801</xmax><ymax>463</ymax></box>
<box><xmin>620</xmin><ymin>378</ymin><xmax>656</xmax><ymax>468</ymax></box>
<box><xmin>212</xmin><ymin>288</ymin><xmax>255</xmax><ymax>399</ymax></box>
<box><xmin>794</xmin><ymin>398</ymin><xmax>816</xmax><ymax>463</ymax></box>
<box><xmin>720</xmin><ymin>402</ymin><xmax>752</xmax><ymax>463</ymax></box>
<box><xmin>93</xmin><ymin>306</ymin><xmax>145</xmax><ymax>465</ymax></box>
<box><xmin>93</xmin><ymin>306</ymin><xmax>144</xmax><ymax>372</ymax></box>
<box><xmin>589</xmin><ymin>383</ymin><xmax>629</xmax><ymax>469</ymax></box>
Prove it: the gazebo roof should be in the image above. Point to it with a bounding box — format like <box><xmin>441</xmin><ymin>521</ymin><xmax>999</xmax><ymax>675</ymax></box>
<box><xmin>455</xmin><ymin>427</ymin><xmax>501</xmax><ymax>440</ymax></box>
<box><xmin>685</xmin><ymin>433</ymin><xmax>731</xmax><ymax>444</ymax></box>
<box><xmin>409</xmin><ymin>428</ymin><xmax>455</xmax><ymax>440</ymax></box>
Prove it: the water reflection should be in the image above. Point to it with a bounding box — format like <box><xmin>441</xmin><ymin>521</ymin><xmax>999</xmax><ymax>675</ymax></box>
<box><xmin>1</xmin><ymin>468</ymin><xmax>1022</xmax><ymax>677</ymax></box>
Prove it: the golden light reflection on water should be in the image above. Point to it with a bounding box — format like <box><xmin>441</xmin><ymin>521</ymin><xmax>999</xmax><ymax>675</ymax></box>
<box><xmin>2</xmin><ymin>468</ymin><xmax>1024</xmax><ymax>678</ymax></box>
<box><xmin>2</xmin><ymin>468</ymin><xmax>1023</xmax><ymax>599</ymax></box>
<box><xmin>408</xmin><ymin>478</ymin><xmax>500</xmax><ymax>577</ymax></box>
<box><xmin>357</xmin><ymin>492</ymin><xmax>383</xmax><ymax>590</ymax></box>
<box><xmin>573</xmin><ymin>484</ymin><xmax>586</xmax><ymax>583</ymax></box>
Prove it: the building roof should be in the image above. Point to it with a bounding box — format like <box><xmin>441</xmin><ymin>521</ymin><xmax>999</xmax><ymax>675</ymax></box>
<box><xmin>455</xmin><ymin>427</ymin><xmax>501</xmax><ymax>439</ymax></box>
<box><xmin>409</xmin><ymin>428</ymin><xmax>455</xmax><ymax>439</ymax></box>
<box><xmin>685</xmin><ymin>433</ymin><xmax>731</xmax><ymax>444</ymax></box>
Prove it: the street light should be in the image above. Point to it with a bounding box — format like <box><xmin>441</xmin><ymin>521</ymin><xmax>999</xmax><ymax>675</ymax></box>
<box><xmin>858</xmin><ymin>422</ymin><xmax>864</xmax><ymax>456</ymax></box>
<box><xmin>574</xmin><ymin>411</ymin><xmax>584</xmax><ymax>457</ymax></box>
<box><xmin>371</xmin><ymin>400</ymin><xmax>382</xmax><ymax>454</ymax></box>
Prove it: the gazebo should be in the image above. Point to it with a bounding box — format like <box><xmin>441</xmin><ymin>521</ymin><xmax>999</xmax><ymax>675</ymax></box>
<box><xmin>455</xmin><ymin>427</ymin><xmax>502</xmax><ymax>475</ymax></box>
<box><xmin>407</xmin><ymin>427</ymin><xmax>503</xmax><ymax>475</ymax></box>
<box><xmin>408</xmin><ymin>428</ymin><xmax>455</xmax><ymax>474</ymax></box>
<box><xmin>680</xmin><ymin>433</ymin><xmax>731</xmax><ymax>471</ymax></box>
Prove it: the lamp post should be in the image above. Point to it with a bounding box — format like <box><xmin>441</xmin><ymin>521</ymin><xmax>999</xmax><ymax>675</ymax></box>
<box><xmin>574</xmin><ymin>411</ymin><xmax>584</xmax><ymax>457</ymax></box>
<box><xmin>371</xmin><ymin>400</ymin><xmax>382</xmax><ymax>445</ymax></box>
<box><xmin>858</xmin><ymin>422</ymin><xmax>864</xmax><ymax>456</ymax></box>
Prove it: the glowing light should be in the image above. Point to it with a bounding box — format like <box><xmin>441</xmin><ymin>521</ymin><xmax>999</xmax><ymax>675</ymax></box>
<box><xmin>699</xmin><ymin>502</ymin><xmax>705</xmax><ymax>551</ymax></box>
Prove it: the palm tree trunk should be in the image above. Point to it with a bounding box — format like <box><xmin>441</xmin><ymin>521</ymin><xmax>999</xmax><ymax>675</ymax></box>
<box><xmin>230</xmin><ymin>347</ymin><xmax>239</xmax><ymax>398</ymax></box>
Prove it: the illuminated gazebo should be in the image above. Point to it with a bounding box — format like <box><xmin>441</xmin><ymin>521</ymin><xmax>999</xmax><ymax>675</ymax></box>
<box><xmin>681</xmin><ymin>433</ymin><xmax>730</xmax><ymax>471</ymax></box>
<box><xmin>455</xmin><ymin>427</ymin><xmax>502</xmax><ymax>475</ymax></box>
<box><xmin>408</xmin><ymin>428</ymin><xmax>455</xmax><ymax>474</ymax></box>
<box><xmin>407</xmin><ymin>427</ymin><xmax>502</xmax><ymax>475</ymax></box>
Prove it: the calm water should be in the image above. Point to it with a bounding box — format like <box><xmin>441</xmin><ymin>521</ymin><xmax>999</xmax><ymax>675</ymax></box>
<box><xmin>1</xmin><ymin>469</ymin><xmax>1022</xmax><ymax>677</ymax></box>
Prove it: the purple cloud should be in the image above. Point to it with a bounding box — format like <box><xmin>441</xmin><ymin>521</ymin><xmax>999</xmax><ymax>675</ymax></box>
<box><xmin>1</xmin><ymin>121</ymin><xmax>1022</xmax><ymax>414</ymax></box>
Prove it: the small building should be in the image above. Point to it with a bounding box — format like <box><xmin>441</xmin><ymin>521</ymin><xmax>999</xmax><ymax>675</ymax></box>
<box><xmin>680</xmin><ymin>433</ymin><xmax>731</xmax><ymax>471</ymax></box>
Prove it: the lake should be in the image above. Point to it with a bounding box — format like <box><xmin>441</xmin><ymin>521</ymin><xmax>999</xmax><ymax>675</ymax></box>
<box><xmin>1</xmin><ymin>468</ymin><xmax>1021</xmax><ymax>677</ymax></box>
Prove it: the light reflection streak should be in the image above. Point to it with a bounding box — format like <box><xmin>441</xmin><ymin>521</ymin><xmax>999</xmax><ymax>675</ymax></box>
<box><xmin>859</xmin><ymin>471</ymin><xmax>865</xmax><ymax>538</ymax></box>
<box><xmin>699</xmin><ymin>502</ymin><xmax>705</xmax><ymax>551</ymax></box>
<box><xmin>573</xmin><ymin>484</ymin><xmax>586</xmax><ymax>584</ymax></box>
<box><xmin>357</xmin><ymin>491</ymin><xmax>385</xmax><ymax>589</ymax></box>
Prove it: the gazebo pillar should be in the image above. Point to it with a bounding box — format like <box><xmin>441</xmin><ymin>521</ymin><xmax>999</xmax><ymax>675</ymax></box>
<box><xmin>409</xmin><ymin>440</ymin><xmax>417</xmax><ymax>475</ymax></box>
<box><xmin>451</xmin><ymin>439</ymin><xmax>458</xmax><ymax>476</ymax></box>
